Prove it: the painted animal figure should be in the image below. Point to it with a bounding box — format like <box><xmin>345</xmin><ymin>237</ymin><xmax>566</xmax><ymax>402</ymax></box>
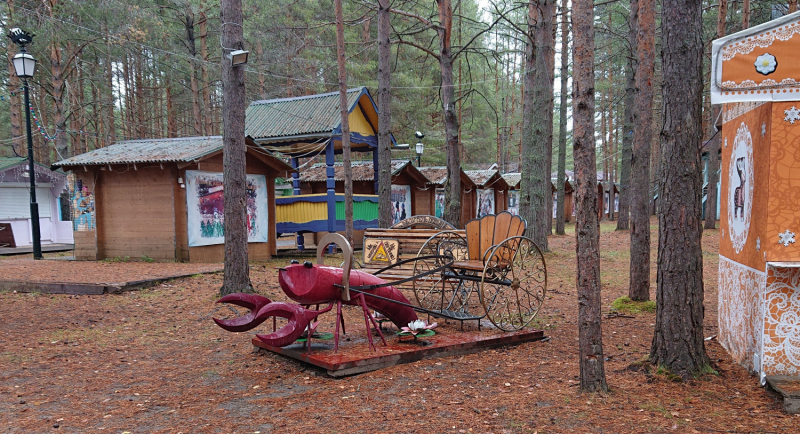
<box><xmin>733</xmin><ymin>157</ymin><xmax>746</xmax><ymax>220</ymax></box>
<box><xmin>214</xmin><ymin>261</ymin><xmax>419</xmax><ymax>352</ymax></box>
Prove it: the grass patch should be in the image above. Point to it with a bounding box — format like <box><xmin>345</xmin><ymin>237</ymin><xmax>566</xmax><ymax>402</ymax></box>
<box><xmin>610</xmin><ymin>296</ymin><xmax>656</xmax><ymax>314</ymax></box>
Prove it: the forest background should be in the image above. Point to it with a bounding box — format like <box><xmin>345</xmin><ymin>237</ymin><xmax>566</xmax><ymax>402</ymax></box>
<box><xmin>0</xmin><ymin>0</ymin><xmax>788</xmax><ymax>179</ymax></box>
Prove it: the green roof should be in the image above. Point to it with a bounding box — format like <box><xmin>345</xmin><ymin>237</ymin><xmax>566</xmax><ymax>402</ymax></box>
<box><xmin>0</xmin><ymin>156</ymin><xmax>62</xmax><ymax>173</ymax></box>
<box><xmin>52</xmin><ymin>136</ymin><xmax>225</xmax><ymax>167</ymax></box>
<box><xmin>245</xmin><ymin>87</ymin><xmax>367</xmax><ymax>141</ymax></box>
<box><xmin>0</xmin><ymin>157</ymin><xmax>26</xmax><ymax>171</ymax></box>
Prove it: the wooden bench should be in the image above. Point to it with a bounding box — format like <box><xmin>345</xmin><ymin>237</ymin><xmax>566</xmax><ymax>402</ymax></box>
<box><xmin>359</xmin><ymin>216</ymin><xmax>463</xmax><ymax>286</ymax></box>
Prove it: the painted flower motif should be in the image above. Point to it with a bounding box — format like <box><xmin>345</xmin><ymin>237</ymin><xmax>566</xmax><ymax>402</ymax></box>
<box><xmin>754</xmin><ymin>53</ymin><xmax>777</xmax><ymax>75</ymax></box>
<box><xmin>401</xmin><ymin>320</ymin><xmax>438</xmax><ymax>336</ymax></box>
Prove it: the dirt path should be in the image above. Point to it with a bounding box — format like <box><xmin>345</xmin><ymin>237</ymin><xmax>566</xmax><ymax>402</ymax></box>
<box><xmin>1</xmin><ymin>219</ymin><xmax>794</xmax><ymax>433</ymax></box>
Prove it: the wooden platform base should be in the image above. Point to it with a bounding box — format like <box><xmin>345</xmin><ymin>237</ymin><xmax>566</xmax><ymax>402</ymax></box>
<box><xmin>252</xmin><ymin>326</ymin><xmax>545</xmax><ymax>377</ymax></box>
<box><xmin>766</xmin><ymin>375</ymin><xmax>800</xmax><ymax>414</ymax></box>
<box><xmin>0</xmin><ymin>269</ymin><xmax>221</xmax><ymax>295</ymax></box>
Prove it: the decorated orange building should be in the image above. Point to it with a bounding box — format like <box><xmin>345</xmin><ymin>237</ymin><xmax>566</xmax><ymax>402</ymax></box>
<box><xmin>711</xmin><ymin>11</ymin><xmax>800</xmax><ymax>385</ymax></box>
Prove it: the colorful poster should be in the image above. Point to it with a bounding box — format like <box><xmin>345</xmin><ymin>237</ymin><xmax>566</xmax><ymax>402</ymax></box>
<box><xmin>185</xmin><ymin>170</ymin><xmax>268</xmax><ymax>247</ymax></box>
<box><xmin>435</xmin><ymin>189</ymin><xmax>445</xmax><ymax>218</ymax></box>
<box><xmin>509</xmin><ymin>190</ymin><xmax>520</xmax><ymax>216</ymax></box>
<box><xmin>391</xmin><ymin>184</ymin><xmax>412</xmax><ymax>225</ymax></box>
<box><xmin>72</xmin><ymin>178</ymin><xmax>95</xmax><ymax>231</ymax></box>
<box><xmin>476</xmin><ymin>188</ymin><xmax>495</xmax><ymax>218</ymax></box>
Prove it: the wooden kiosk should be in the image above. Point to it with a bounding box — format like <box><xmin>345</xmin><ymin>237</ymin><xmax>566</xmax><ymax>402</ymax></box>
<box><xmin>53</xmin><ymin>136</ymin><xmax>294</xmax><ymax>262</ymax></box>
<box><xmin>711</xmin><ymin>11</ymin><xmax>800</xmax><ymax>403</ymax></box>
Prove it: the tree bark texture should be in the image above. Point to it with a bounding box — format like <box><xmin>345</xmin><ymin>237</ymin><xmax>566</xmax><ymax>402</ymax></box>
<box><xmin>7</xmin><ymin>0</ymin><xmax>23</xmax><ymax>156</ymax></box>
<box><xmin>628</xmin><ymin>0</ymin><xmax>655</xmax><ymax>302</ymax></box>
<box><xmin>335</xmin><ymin>0</ymin><xmax>354</xmax><ymax>243</ymax></box>
<box><xmin>377</xmin><ymin>0</ymin><xmax>393</xmax><ymax>229</ymax></box>
<box><xmin>616</xmin><ymin>0</ymin><xmax>637</xmax><ymax>231</ymax></box>
<box><xmin>520</xmin><ymin>0</ymin><xmax>555</xmax><ymax>251</ymax></box>
<box><xmin>437</xmin><ymin>0</ymin><xmax>462</xmax><ymax>228</ymax></box>
<box><xmin>742</xmin><ymin>0</ymin><xmax>750</xmax><ymax>29</ymax></box>
<box><xmin>220</xmin><ymin>0</ymin><xmax>251</xmax><ymax>295</ymax></box>
<box><xmin>572</xmin><ymin>0</ymin><xmax>608</xmax><ymax>393</ymax></box>
<box><xmin>791</xmin><ymin>1</ymin><xmax>798</xmax><ymax>14</ymax></box>
<box><xmin>555</xmin><ymin>0</ymin><xmax>569</xmax><ymax>236</ymax></box>
<box><xmin>650</xmin><ymin>0</ymin><xmax>710</xmax><ymax>379</ymax></box>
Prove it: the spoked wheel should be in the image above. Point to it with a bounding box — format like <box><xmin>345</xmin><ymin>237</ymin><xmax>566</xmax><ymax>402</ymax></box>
<box><xmin>413</xmin><ymin>231</ymin><xmax>471</xmax><ymax>312</ymax></box>
<box><xmin>479</xmin><ymin>236</ymin><xmax>547</xmax><ymax>331</ymax></box>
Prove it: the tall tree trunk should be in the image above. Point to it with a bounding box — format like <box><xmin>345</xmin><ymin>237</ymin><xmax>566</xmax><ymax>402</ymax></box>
<box><xmin>7</xmin><ymin>0</ymin><xmax>23</xmax><ymax>156</ymax></box>
<box><xmin>335</xmin><ymin>0</ymin><xmax>354</xmax><ymax>243</ymax></box>
<box><xmin>185</xmin><ymin>12</ymin><xmax>203</xmax><ymax>136</ymax></box>
<box><xmin>104</xmin><ymin>22</ymin><xmax>115</xmax><ymax>144</ymax></box>
<box><xmin>521</xmin><ymin>0</ymin><xmax>555</xmax><ymax>251</ymax></box>
<box><xmin>617</xmin><ymin>0</ymin><xmax>637</xmax><ymax>231</ymax></box>
<box><xmin>628</xmin><ymin>0</ymin><xmax>655</xmax><ymax>302</ymax></box>
<box><xmin>220</xmin><ymin>0</ymin><xmax>251</xmax><ymax>295</ymax></box>
<box><xmin>135</xmin><ymin>52</ymin><xmax>146</xmax><ymax>138</ymax></box>
<box><xmin>790</xmin><ymin>1</ymin><xmax>798</xmax><ymax>13</ymax></box>
<box><xmin>650</xmin><ymin>0</ymin><xmax>709</xmax><ymax>379</ymax></box>
<box><xmin>437</xmin><ymin>0</ymin><xmax>461</xmax><ymax>228</ymax></box>
<box><xmin>377</xmin><ymin>0</ymin><xmax>393</xmax><ymax>229</ymax></box>
<box><xmin>555</xmin><ymin>0</ymin><xmax>569</xmax><ymax>235</ymax></box>
<box><xmin>200</xmin><ymin>7</ymin><xmax>213</xmax><ymax>136</ymax></box>
<box><xmin>742</xmin><ymin>0</ymin><xmax>750</xmax><ymax>29</ymax></box>
<box><xmin>573</xmin><ymin>0</ymin><xmax>608</xmax><ymax>393</ymax></box>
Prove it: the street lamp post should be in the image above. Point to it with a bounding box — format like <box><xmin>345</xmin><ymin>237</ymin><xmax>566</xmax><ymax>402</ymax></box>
<box><xmin>414</xmin><ymin>130</ymin><xmax>425</xmax><ymax>167</ymax></box>
<box><xmin>9</xmin><ymin>29</ymin><xmax>42</xmax><ymax>260</ymax></box>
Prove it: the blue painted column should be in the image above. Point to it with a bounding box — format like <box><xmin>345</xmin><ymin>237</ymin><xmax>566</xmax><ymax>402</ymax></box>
<box><xmin>326</xmin><ymin>141</ymin><xmax>337</xmax><ymax>234</ymax></box>
<box><xmin>291</xmin><ymin>157</ymin><xmax>304</xmax><ymax>251</ymax></box>
<box><xmin>291</xmin><ymin>157</ymin><xmax>301</xmax><ymax>195</ymax></box>
<box><xmin>372</xmin><ymin>147</ymin><xmax>379</xmax><ymax>194</ymax></box>
<box><xmin>325</xmin><ymin>141</ymin><xmax>337</xmax><ymax>253</ymax></box>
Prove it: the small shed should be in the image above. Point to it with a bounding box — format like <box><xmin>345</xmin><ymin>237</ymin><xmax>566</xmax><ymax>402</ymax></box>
<box><xmin>418</xmin><ymin>166</ymin><xmax>477</xmax><ymax>228</ymax></box>
<box><xmin>0</xmin><ymin>157</ymin><xmax>73</xmax><ymax>247</ymax></box>
<box><xmin>503</xmin><ymin>172</ymin><xmax>574</xmax><ymax>222</ymax></box>
<box><xmin>465</xmin><ymin>169</ymin><xmax>509</xmax><ymax>218</ymax></box>
<box><xmin>711</xmin><ymin>11</ymin><xmax>800</xmax><ymax>384</ymax></box>
<box><xmin>52</xmin><ymin>136</ymin><xmax>294</xmax><ymax>262</ymax></box>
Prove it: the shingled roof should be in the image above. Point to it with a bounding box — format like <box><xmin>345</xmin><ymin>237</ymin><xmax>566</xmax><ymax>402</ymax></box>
<box><xmin>52</xmin><ymin>136</ymin><xmax>294</xmax><ymax>175</ymax></box>
<box><xmin>298</xmin><ymin>160</ymin><xmax>423</xmax><ymax>183</ymax></box>
<box><xmin>418</xmin><ymin>166</ymin><xmax>476</xmax><ymax>188</ymax></box>
<box><xmin>246</xmin><ymin>88</ymin><xmax>366</xmax><ymax>141</ymax></box>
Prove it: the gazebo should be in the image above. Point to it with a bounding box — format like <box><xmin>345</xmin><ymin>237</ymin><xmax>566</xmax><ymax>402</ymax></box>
<box><xmin>246</xmin><ymin>87</ymin><xmax>401</xmax><ymax>248</ymax></box>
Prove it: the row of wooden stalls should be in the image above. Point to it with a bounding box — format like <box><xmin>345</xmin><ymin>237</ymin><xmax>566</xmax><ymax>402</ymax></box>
<box><xmin>51</xmin><ymin>85</ymin><xmax>591</xmax><ymax>262</ymax></box>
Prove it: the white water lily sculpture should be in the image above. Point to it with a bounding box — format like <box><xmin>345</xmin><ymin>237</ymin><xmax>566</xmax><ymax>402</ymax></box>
<box><xmin>754</xmin><ymin>53</ymin><xmax>777</xmax><ymax>75</ymax></box>
<box><xmin>401</xmin><ymin>319</ymin><xmax>438</xmax><ymax>336</ymax></box>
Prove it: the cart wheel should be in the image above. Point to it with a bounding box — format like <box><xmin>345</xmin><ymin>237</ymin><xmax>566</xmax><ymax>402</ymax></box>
<box><xmin>413</xmin><ymin>231</ymin><xmax>471</xmax><ymax>312</ymax></box>
<box><xmin>479</xmin><ymin>236</ymin><xmax>546</xmax><ymax>331</ymax></box>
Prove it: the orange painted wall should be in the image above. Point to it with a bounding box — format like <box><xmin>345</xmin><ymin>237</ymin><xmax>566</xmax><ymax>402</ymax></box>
<box><xmin>719</xmin><ymin>102</ymin><xmax>771</xmax><ymax>271</ymax></box>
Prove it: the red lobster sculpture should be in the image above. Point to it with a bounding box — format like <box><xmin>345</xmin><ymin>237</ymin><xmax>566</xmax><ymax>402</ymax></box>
<box><xmin>213</xmin><ymin>234</ymin><xmax>418</xmax><ymax>352</ymax></box>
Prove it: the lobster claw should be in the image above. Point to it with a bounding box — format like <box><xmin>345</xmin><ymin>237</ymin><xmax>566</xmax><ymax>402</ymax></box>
<box><xmin>213</xmin><ymin>293</ymin><xmax>272</xmax><ymax>332</ymax></box>
<box><xmin>254</xmin><ymin>303</ymin><xmax>332</xmax><ymax>347</ymax></box>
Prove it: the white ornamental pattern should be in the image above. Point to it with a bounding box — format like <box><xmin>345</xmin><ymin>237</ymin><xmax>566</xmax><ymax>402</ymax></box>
<box><xmin>727</xmin><ymin>123</ymin><xmax>754</xmax><ymax>254</ymax></box>
<box><xmin>786</xmin><ymin>106</ymin><xmax>800</xmax><ymax>124</ymax></box>
<box><xmin>718</xmin><ymin>256</ymin><xmax>765</xmax><ymax>372</ymax></box>
<box><xmin>763</xmin><ymin>266</ymin><xmax>800</xmax><ymax>376</ymax></box>
<box><xmin>722</xmin><ymin>21</ymin><xmax>800</xmax><ymax>60</ymax></box>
